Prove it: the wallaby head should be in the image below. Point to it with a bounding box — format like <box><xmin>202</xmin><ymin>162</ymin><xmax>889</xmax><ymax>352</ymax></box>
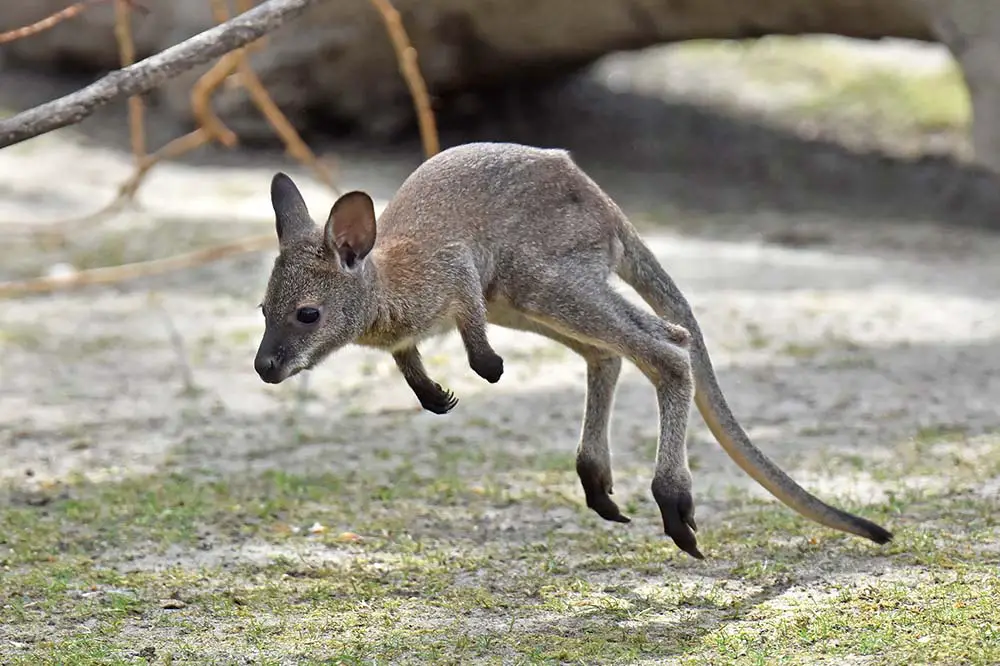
<box><xmin>254</xmin><ymin>172</ymin><xmax>378</xmax><ymax>384</ymax></box>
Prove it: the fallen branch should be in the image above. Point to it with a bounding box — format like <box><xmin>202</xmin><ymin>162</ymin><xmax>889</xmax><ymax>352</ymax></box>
<box><xmin>0</xmin><ymin>234</ymin><xmax>274</xmax><ymax>299</ymax></box>
<box><xmin>0</xmin><ymin>0</ymin><xmax>324</xmax><ymax>148</ymax></box>
<box><xmin>369</xmin><ymin>0</ymin><xmax>439</xmax><ymax>158</ymax></box>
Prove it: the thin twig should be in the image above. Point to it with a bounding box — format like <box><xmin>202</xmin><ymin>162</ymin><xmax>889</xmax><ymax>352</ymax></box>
<box><xmin>0</xmin><ymin>0</ymin><xmax>147</xmax><ymax>45</ymax></box>
<box><xmin>189</xmin><ymin>51</ymin><xmax>242</xmax><ymax>148</ymax></box>
<box><xmin>0</xmin><ymin>234</ymin><xmax>274</xmax><ymax>299</ymax></box>
<box><xmin>236</xmin><ymin>62</ymin><xmax>342</xmax><ymax>195</ymax></box>
<box><xmin>22</xmin><ymin>127</ymin><xmax>215</xmax><ymax>231</ymax></box>
<box><xmin>0</xmin><ymin>0</ymin><xmax>324</xmax><ymax>148</ymax></box>
<box><xmin>195</xmin><ymin>0</ymin><xmax>250</xmax><ymax>148</ymax></box>
<box><xmin>80</xmin><ymin>5</ymin><xmax>248</xmax><ymax>215</ymax></box>
<box><xmin>113</xmin><ymin>0</ymin><xmax>147</xmax><ymax>164</ymax></box>
<box><xmin>2</xmin><ymin>0</ymin><xmax>344</xmax><ymax>293</ymax></box>
<box><xmin>46</xmin><ymin>0</ymin><xmax>245</xmax><ymax>221</ymax></box>
<box><xmin>368</xmin><ymin>0</ymin><xmax>439</xmax><ymax>159</ymax></box>
<box><xmin>115</xmin><ymin>127</ymin><xmax>215</xmax><ymax>200</ymax></box>
<box><xmin>224</xmin><ymin>0</ymin><xmax>342</xmax><ymax>194</ymax></box>
<box><xmin>150</xmin><ymin>294</ymin><xmax>201</xmax><ymax>396</ymax></box>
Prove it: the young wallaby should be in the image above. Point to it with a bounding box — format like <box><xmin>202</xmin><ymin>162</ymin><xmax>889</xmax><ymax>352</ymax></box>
<box><xmin>254</xmin><ymin>141</ymin><xmax>893</xmax><ymax>559</ymax></box>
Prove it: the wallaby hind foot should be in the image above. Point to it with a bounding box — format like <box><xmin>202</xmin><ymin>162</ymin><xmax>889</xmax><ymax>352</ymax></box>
<box><xmin>575</xmin><ymin>352</ymin><xmax>630</xmax><ymax>524</ymax></box>
<box><xmin>577</xmin><ymin>456</ymin><xmax>631</xmax><ymax>524</ymax></box>
<box><xmin>651</xmin><ymin>475</ymin><xmax>702</xmax><ymax>559</ymax></box>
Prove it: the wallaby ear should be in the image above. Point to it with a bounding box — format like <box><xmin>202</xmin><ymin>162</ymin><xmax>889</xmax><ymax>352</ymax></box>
<box><xmin>270</xmin><ymin>172</ymin><xmax>314</xmax><ymax>244</ymax></box>
<box><xmin>324</xmin><ymin>191</ymin><xmax>376</xmax><ymax>268</ymax></box>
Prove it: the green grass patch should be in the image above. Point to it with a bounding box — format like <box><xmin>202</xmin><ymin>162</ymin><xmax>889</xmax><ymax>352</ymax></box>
<box><xmin>671</xmin><ymin>36</ymin><xmax>970</xmax><ymax>137</ymax></box>
<box><xmin>1</xmin><ymin>431</ymin><xmax>998</xmax><ymax>663</ymax></box>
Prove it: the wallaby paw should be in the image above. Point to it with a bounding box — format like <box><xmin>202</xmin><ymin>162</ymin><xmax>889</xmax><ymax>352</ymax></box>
<box><xmin>416</xmin><ymin>383</ymin><xmax>459</xmax><ymax>415</ymax></box>
<box><xmin>577</xmin><ymin>458</ymin><xmax>631</xmax><ymax>524</ymax></box>
<box><xmin>471</xmin><ymin>351</ymin><xmax>504</xmax><ymax>384</ymax></box>
<box><xmin>651</xmin><ymin>479</ymin><xmax>703</xmax><ymax>560</ymax></box>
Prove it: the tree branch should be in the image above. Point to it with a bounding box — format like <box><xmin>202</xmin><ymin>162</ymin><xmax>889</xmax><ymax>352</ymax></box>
<box><xmin>369</xmin><ymin>0</ymin><xmax>439</xmax><ymax>159</ymax></box>
<box><xmin>0</xmin><ymin>234</ymin><xmax>274</xmax><ymax>299</ymax></box>
<box><xmin>0</xmin><ymin>0</ymin><xmax>324</xmax><ymax>149</ymax></box>
<box><xmin>0</xmin><ymin>0</ymin><xmax>147</xmax><ymax>45</ymax></box>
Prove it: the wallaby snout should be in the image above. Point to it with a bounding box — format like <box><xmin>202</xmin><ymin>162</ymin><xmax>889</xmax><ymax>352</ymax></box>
<box><xmin>254</xmin><ymin>351</ymin><xmax>282</xmax><ymax>384</ymax></box>
<box><xmin>254</xmin><ymin>326</ymin><xmax>298</xmax><ymax>384</ymax></box>
<box><xmin>254</xmin><ymin>347</ymin><xmax>306</xmax><ymax>384</ymax></box>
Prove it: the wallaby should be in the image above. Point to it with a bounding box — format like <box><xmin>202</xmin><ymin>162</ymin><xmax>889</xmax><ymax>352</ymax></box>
<box><xmin>254</xmin><ymin>141</ymin><xmax>893</xmax><ymax>559</ymax></box>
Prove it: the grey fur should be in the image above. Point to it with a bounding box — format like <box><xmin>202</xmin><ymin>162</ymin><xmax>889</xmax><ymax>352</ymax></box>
<box><xmin>254</xmin><ymin>142</ymin><xmax>893</xmax><ymax>558</ymax></box>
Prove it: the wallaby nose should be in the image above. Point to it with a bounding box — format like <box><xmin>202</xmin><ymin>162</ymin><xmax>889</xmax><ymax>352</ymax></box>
<box><xmin>254</xmin><ymin>354</ymin><xmax>280</xmax><ymax>383</ymax></box>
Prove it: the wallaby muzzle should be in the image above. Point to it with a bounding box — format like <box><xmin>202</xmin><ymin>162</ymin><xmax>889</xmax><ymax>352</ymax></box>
<box><xmin>254</xmin><ymin>353</ymin><xmax>283</xmax><ymax>384</ymax></box>
<box><xmin>254</xmin><ymin>328</ymin><xmax>290</xmax><ymax>384</ymax></box>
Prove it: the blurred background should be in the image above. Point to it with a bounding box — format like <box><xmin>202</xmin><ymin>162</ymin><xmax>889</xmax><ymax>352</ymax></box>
<box><xmin>2</xmin><ymin>2</ymin><xmax>1000</xmax><ymax>661</ymax></box>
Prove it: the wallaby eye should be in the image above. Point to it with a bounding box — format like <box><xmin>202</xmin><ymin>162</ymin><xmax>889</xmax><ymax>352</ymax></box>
<box><xmin>296</xmin><ymin>307</ymin><xmax>320</xmax><ymax>324</ymax></box>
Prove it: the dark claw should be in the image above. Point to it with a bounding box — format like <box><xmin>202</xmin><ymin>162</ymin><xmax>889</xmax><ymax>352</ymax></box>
<box><xmin>652</xmin><ymin>482</ymin><xmax>704</xmax><ymax>559</ymax></box>
<box><xmin>577</xmin><ymin>458</ymin><xmax>631</xmax><ymax>524</ymax></box>
<box><xmin>416</xmin><ymin>383</ymin><xmax>459</xmax><ymax>415</ymax></box>
<box><xmin>471</xmin><ymin>352</ymin><xmax>504</xmax><ymax>384</ymax></box>
<box><xmin>587</xmin><ymin>492</ymin><xmax>632</xmax><ymax>524</ymax></box>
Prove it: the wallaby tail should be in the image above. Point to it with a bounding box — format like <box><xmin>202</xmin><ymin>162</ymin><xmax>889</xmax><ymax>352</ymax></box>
<box><xmin>615</xmin><ymin>222</ymin><xmax>892</xmax><ymax>545</ymax></box>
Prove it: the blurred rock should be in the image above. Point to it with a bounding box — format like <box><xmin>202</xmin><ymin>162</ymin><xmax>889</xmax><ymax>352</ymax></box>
<box><xmin>918</xmin><ymin>0</ymin><xmax>1000</xmax><ymax>173</ymax></box>
<box><xmin>3</xmin><ymin>0</ymin><xmax>1000</xmax><ymax>172</ymax></box>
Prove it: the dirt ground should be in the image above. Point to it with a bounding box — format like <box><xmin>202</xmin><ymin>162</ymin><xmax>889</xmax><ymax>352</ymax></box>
<box><xmin>1</xmin><ymin>37</ymin><xmax>1000</xmax><ymax>664</ymax></box>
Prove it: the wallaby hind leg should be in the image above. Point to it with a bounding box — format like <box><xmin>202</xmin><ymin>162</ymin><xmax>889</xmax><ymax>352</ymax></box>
<box><xmin>488</xmin><ymin>307</ymin><xmax>629</xmax><ymax>523</ymax></box>
<box><xmin>554</xmin><ymin>333</ymin><xmax>629</xmax><ymax>524</ymax></box>
<box><xmin>393</xmin><ymin>346</ymin><xmax>459</xmax><ymax>414</ymax></box>
<box><xmin>513</xmin><ymin>278</ymin><xmax>702</xmax><ymax>558</ymax></box>
<box><xmin>575</xmin><ymin>353</ymin><xmax>629</xmax><ymax>524</ymax></box>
